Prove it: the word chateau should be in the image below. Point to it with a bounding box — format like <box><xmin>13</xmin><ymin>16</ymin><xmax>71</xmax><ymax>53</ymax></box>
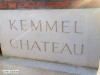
<box><xmin>10</xmin><ymin>39</ymin><xmax>84</xmax><ymax>55</ymax></box>
<box><xmin>9</xmin><ymin>20</ymin><xmax>83</xmax><ymax>34</ymax></box>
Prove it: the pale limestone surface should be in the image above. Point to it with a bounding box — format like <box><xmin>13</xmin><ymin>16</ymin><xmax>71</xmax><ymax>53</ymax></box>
<box><xmin>0</xmin><ymin>9</ymin><xmax>100</xmax><ymax>68</ymax></box>
<box><xmin>0</xmin><ymin>57</ymin><xmax>97</xmax><ymax>75</ymax></box>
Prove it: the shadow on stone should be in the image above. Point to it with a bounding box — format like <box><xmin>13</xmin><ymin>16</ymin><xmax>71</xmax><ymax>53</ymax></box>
<box><xmin>0</xmin><ymin>44</ymin><xmax>2</xmax><ymax>56</ymax></box>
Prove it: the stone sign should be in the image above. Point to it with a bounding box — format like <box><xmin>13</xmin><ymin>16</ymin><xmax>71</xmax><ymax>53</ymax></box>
<box><xmin>0</xmin><ymin>9</ymin><xmax>100</xmax><ymax>68</ymax></box>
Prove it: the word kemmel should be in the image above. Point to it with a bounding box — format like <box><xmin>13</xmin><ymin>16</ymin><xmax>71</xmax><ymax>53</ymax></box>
<box><xmin>0</xmin><ymin>0</ymin><xmax>100</xmax><ymax>9</ymax></box>
<box><xmin>9</xmin><ymin>20</ymin><xmax>83</xmax><ymax>34</ymax></box>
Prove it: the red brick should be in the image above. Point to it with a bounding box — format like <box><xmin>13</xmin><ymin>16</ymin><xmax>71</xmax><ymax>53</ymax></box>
<box><xmin>18</xmin><ymin>2</ymin><xmax>28</xmax><ymax>8</ymax></box>
<box><xmin>8</xmin><ymin>3</ymin><xmax>16</xmax><ymax>8</ymax></box>
<box><xmin>27</xmin><ymin>2</ymin><xmax>35</xmax><ymax>7</ymax></box>
<box><xmin>48</xmin><ymin>1</ymin><xmax>69</xmax><ymax>7</ymax></box>
<box><xmin>37</xmin><ymin>2</ymin><xmax>45</xmax><ymax>8</ymax></box>
<box><xmin>18</xmin><ymin>2</ymin><xmax>36</xmax><ymax>8</ymax></box>
<box><xmin>0</xmin><ymin>3</ymin><xmax>8</xmax><ymax>8</ymax></box>
<box><xmin>71</xmin><ymin>1</ymin><xmax>81</xmax><ymax>6</ymax></box>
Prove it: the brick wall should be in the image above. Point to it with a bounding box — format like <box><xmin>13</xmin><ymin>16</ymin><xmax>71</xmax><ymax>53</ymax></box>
<box><xmin>0</xmin><ymin>0</ymin><xmax>99</xmax><ymax>9</ymax></box>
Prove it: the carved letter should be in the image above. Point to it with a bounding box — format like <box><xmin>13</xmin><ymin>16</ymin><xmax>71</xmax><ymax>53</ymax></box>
<box><xmin>20</xmin><ymin>40</ymin><xmax>29</xmax><ymax>50</ymax></box>
<box><xmin>20</xmin><ymin>20</ymin><xmax>27</xmax><ymax>31</ymax></box>
<box><xmin>61</xmin><ymin>43</ymin><xmax>72</xmax><ymax>54</ymax></box>
<box><xmin>10</xmin><ymin>39</ymin><xmax>18</xmax><ymax>48</ymax></box>
<box><xmin>62</xmin><ymin>21</ymin><xmax>70</xmax><ymax>33</ymax></box>
<box><xmin>31</xmin><ymin>20</ymin><xmax>42</xmax><ymax>31</ymax></box>
<box><xmin>46</xmin><ymin>21</ymin><xmax>58</xmax><ymax>32</ymax></box>
<box><xmin>9</xmin><ymin>20</ymin><xmax>17</xmax><ymax>30</ymax></box>
<box><xmin>41</xmin><ymin>41</ymin><xmax>49</xmax><ymax>52</ymax></box>
<box><xmin>52</xmin><ymin>42</ymin><xmax>60</xmax><ymax>53</ymax></box>
<box><xmin>74</xmin><ymin>21</ymin><xmax>83</xmax><ymax>34</ymax></box>
<box><xmin>31</xmin><ymin>41</ymin><xmax>41</xmax><ymax>51</ymax></box>
<box><xmin>74</xmin><ymin>44</ymin><xmax>84</xmax><ymax>55</ymax></box>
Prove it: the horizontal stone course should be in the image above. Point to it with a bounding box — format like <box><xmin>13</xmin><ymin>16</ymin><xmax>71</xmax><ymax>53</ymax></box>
<box><xmin>0</xmin><ymin>56</ymin><xmax>97</xmax><ymax>75</ymax></box>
